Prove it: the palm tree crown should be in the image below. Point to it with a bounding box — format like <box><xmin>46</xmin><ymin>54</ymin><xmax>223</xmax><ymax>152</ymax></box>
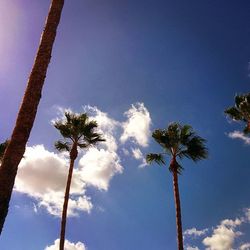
<box><xmin>225</xmin><ymin>93</ymin><xmax>250</xmax><ymax>134</ymax></box>
<box><xmin>54</xmin><ymin>112</ymin><xmax>105</xmax><ymax>157</ymax></box>
<box><xmin>146</xmin><ymin>123</ymin><xmax>208</xmax><ymax>173</ymax></box>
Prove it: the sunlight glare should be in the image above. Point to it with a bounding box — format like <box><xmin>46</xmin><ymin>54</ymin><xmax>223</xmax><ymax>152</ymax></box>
<box><xmin>0</xmin><ymin>1</ymin><xmax>22</xmax><ymax>73</ymax></box>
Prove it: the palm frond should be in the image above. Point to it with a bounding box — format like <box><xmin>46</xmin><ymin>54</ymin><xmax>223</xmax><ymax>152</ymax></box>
<box><xmin>84</xmin><ymin>133</ymin><xmax>105</xmax><ymax>145</ymax></box>
<box><xmin>65</xmin><ymin>112</ymin><xmax>73</xmax><ymax>123</ymax></box>
<box><xmin>55</xmin><ymin>140</ymin><xmax>70</xmax><ymax>152</ymax></box>
<box><xmin>180</xmin><ymin>125</ymin><xmax>194</xmax><ymax>145</ymax></box>
<box><xmin>81</xmin><ymin>121</ymin><xmax>98</xmax><ymax>137</ymax></box>
<box><xmin>235</xmin><ymin>94</ymin><xmax>245</xmax><ymax>108</ymax></box>
<box><xmin>54</xmin><ymin>121</ymin><xmax>72</xmax><ymax>139</ymax></box>
<box><xmin>146</xmin><ymin>153</ymin><xmax>165</xmax><ymax>165</ymax></box>
<box><xmin>152</xmin><ymin>129</ymin><xmax>172</xmax><ymax>152</ymax></box>
<box><xmin>77</xmin><ymin>143</ymin><xmax>88</xmax><ymax>149</ymax></box>
<box><xmin>169</xmin><ymin>160</ymin><xmax>183</xmax><ymax>174</ymax></box>
<box><xmin>78</xmin><ymin>113</ymin><xmax>88</xmax><ymax>126</ymax></box>
<box><xmin>84</xmin><ymin>120</ymin><xmax>97</xmax><ymax>130</ymax></box>
<box><xmin>179</xmin><ymin>136</ymin><xmax>208</xmax><ymax>161</ymax></box>
<box><xmin>224</xmin><ymin>107</ymin><xmax>243</xmax><ymax>121</ymax></box>
<box><xmin>167</xmin><ymin>123</ymin><xmax>182</xmax><ymax>147</ymax></box>
<box><xmin>225</xmin><ymin>93</ymin><xmax>250</xmax><ymax>134</ymax></box>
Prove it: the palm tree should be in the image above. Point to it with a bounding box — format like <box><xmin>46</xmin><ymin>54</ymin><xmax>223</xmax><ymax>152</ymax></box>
<box><xmin>54</xmin><ymin>112</ymin><xmax>105</xmax><ymax>250</ymax></box>
<box><xmin>0</xmin><ymin>0</ymin><xmax>64</xmax><ymax>234</ymax></box>
<box><xmin>146</xmin><ymin>123</ymin><xmax>208</xmax><ymax>250</ymax></box>
<box><xmin>225</xmin><ymin>93</ymin><xmax>250</xmax><ymax>134</ymax></box>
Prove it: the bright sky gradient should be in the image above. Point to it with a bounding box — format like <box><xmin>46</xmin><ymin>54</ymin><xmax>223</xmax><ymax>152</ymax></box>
<box><xmin>0</xmin><ymin>1</ymin><xmax>250</xmax><ymax>249</ymax></box>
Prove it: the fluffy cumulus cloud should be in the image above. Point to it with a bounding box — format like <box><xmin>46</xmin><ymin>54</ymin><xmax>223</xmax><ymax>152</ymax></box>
<box><xmin>240</xmin><ymin>243</ymin><xmax>250</xmax><ymax>250</ymax></box>
<box><xmin>228</xmin><ymin>130</ymin><xmax>250</xmax><ymax>144</ymax></box>
<box><xmin>15</xmin><ymin>145</ymin><xmax>92</xmax><ymax>217</ymax></box>
<box><xmin>120</xmin><ymin>103</ymin><xmax>151</xmax><ymax>147</ymax></box>
<box><xmin>45</xmin><ymin>239</ymin><xmax>86</xmax><ymax>250</ymax></box>
<box><xmin>203</xmin><ymin>218</ymin><xmax>243</xmax><ymax>250</ymax></box>
<box><xmin>184</xmin><ymin>227</ymin><xmax>208</xmax><ymax>238</ymax></box>
<box><xmin>78</xmin><ymin>106</ymin><xmax>123</xmax><ymax>190</ymax></box>
<box><xmin>185</xmin><ymin>209</ymin><xmax>250</xmax><ymax>250</ymax></box>
<box><xmin>15</xmin><ymin>103</ymin><xmax>152</xmax><ymax>216</ymax></box>
<box><xmin>79</xmin><ymin>148</ymin><xmax>122</xmax><ymax>190</ymax></box>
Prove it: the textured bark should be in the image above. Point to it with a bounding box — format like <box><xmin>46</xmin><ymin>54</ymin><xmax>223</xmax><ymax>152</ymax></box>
<box><xmin>0</xmin><ymin>0</ymin><xmax>64</xmax><ymax>234</ymax></box>
<box><xmin>59</xmin><ymin>144</ymin><xmax>78</xmax><ymax>250</ymax></box>
<box><xmin>172</xmin><ymin>168</ymin><xmax>184</xmax><ymax>250</ymax></box>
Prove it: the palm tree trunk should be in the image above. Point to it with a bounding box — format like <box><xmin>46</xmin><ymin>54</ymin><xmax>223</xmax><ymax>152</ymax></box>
<box><xmin>0</xmin><ymin>0</ymin><xmax>64</xmax><ymax>234</ymax></box>
<box><xmin>60</xmin><ymin>144</ymin><xmax>78</xmax><ymax>250</ymax></box>
<box><xmin>172</xmin><ymin>170</ymin><xmax>184</xmax><ymax>250</ymax></box>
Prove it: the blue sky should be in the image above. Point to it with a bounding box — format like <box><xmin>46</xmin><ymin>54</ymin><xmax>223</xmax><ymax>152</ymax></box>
<box><xmin>0</xmin><ymin>0</ymin><xmax>250</xmax><ymax>249</ymax></box>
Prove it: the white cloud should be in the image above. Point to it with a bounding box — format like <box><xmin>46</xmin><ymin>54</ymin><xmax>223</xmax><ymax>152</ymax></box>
<box><xmin>245</xmin><ymin>208</ymin><xmax>250</xmax><ymax>222</ymax></box>
<box><xmin>78</xmin><ymin>106</ymin><xmax>123</xmax><ymax>190</ymax></box>
<box><xmin>33</xmin><ymin>203</ymin><xmax>38</xmax><ymax>213</ymax></box>
<box><xmin>45</xmin><ymin>239</ymin><xmax>86</xmax><ymax>250</ymax></box>
<box><xmin>132</xmin><ymin>147</ymin><xmax>143</xmax><ymax>160</ymax></box>
<box><xmin>15</xmin><ymin>145</ymin><xmax>92</xmax><ymax>217</ymax></box>
<box><xmin>240</xmin><ymin>243</ymin><xmax>250</xmax><ymax>250</ymax></box>
<box><xmin>131</xmin><ymin>147</ymin><xmax>148</xmax><ymax>168</ymax></box>
<box><xmin>122</xmin><ymin>148</ymin><xmax>130</xmax><ymax>156</ymax></box>
<box><xmin>79</xmin><ymin>148</ymin><xmax>123</xmax><ymax>190</ymax></box>
<box><xmin>84</xmin><ymin>106</ymin><xmax>119</xmax><ymax>132</ymax></box>
<box><xmin>186</xmin><ymin>246</ymin><xmax>199</xmax><ymax>250</ymax></box>
<box><xmin>221</xmin><ymin>218</ymin><xmax>242</xmax><ymax>227</ymax></box>
<box><xmin>39</xmin><ymin>192</ymin><xmax>92</xmax><ymax>217</ymax></box>
<box><xmin>184</xmin><ymin>227</ymin><xmax>208</xmax><ymax>238</ymax></box>
<box><xmin>185</xmin><ymin>209</ymin><xmax>250</xmax><ymax>250</ymax></box>
<box><xmin>120</xmin><ymin>103</ymin><xmax>151</xmax><ymax>147</ymax></box>
<box><xmin>202</xmin><ymin>218</ymin><xmax>243</xmax><ymax>250</ymax></box>
<box><xmin>203</xmin><ymin>226</ymin><xmax>241</xmax><ymax>250</ymax></box>
<box><xmin>228</xmin><ymin>131</ymin><xmax>250</xmax><ymax>145</ymax></box>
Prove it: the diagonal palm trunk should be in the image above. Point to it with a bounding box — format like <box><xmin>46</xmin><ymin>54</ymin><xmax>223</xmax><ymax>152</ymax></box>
<box><xmin>60</xmin><ymin>143</ymin><xmax>78</xmax><ymax>250</ymax></box>
<box><xmin>172</xmin><ymin>168</ymin><xmax>184</xmax><ymax>250</ymax></box>
<box><xmin>0</xmin><ymin>0</ymin><xmax>64</xmax><ymax>234</ymax></box>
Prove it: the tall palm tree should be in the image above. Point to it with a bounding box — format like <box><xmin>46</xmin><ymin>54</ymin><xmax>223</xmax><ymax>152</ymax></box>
<box><xmin>0</xmin><ymin>0</ymin><xmax>64</xmax><ymax>234</ymax></box>
<box><xmin>146</xmin><ymin>123</ymin><xmax>208</xmax><ymax>250</ymax></box>
<box><xmin>54</xmin><ymin>112</ymin><xmax>105</xmax><ymax>250</ymax></box>
<box><xmin>225</xmin><ymin>93</ymin><xmax>250</xmax><ymax>134</ymax></box>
